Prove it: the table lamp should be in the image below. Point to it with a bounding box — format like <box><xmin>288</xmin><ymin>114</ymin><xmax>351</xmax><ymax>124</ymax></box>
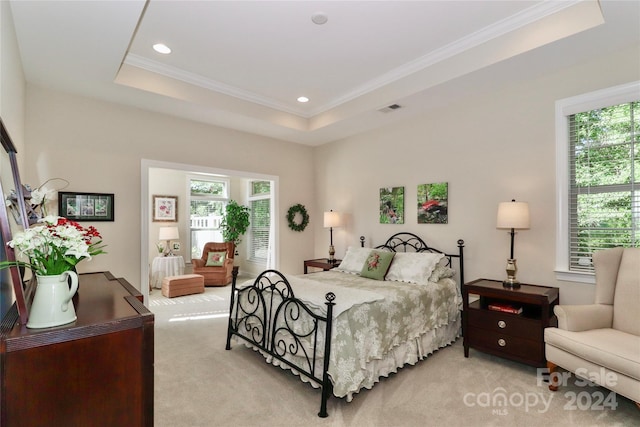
<box><xmin>159</xmin><ymin>226</ymin><xmax>179</xmax><ymax>257</ymax></box>
<box><xmin>323</xmin><ymin>210</ymin><xmax>341</xmax><ymax>263</ymax></box>
<box><xmin>496</xmin><ymin>200</ymin><xmax>530</xmax><ymax>288</ymax></box>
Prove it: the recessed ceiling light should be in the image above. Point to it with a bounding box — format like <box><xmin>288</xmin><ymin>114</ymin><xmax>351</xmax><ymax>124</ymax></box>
<box><xmin>153</xmin><ymin>43</ymin><xmax>172</xmax><ymax>54</ymax></box>
<box><xmin>297</xmin><ymin>96</ymin><xmax>310</xmax><ymax>103</ymax></box>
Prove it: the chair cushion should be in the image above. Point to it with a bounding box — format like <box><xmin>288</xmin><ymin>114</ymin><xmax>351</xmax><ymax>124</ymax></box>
<box><xmin>205</xmin><ymin>251</ymin><xmax>227</xmax><ymax>266</ymax></box>
<box><xmin>545</xmin><ymin>327</ymin><xmax>640</xmax><ymax>381</ymax></box>
<box><xmin>612</xmin><ymin>248</ymin><xmax>640</xmax><ymax>336</ymax></box>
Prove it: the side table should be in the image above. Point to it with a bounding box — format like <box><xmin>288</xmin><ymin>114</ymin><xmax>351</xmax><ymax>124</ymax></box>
<box><xmin>463</xmin><ymin>278</ymin><xmax>559</xmax><ymax>367</ymax></box>
<box><xmin>304</xmin><ymin>258</ymin><xmax>341</xmax><ymax>274</ymax></box>
<box><xmin>151</xmin><ymin>255</ymin><xmax>185</xmax><ymax>289</ymax></box>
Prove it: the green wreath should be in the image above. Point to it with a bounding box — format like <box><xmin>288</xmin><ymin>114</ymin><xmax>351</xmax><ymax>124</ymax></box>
<box><xmin>287</xmin><ymin>204</ymin><xmax>309</xmax><ymax>232</ymax></box>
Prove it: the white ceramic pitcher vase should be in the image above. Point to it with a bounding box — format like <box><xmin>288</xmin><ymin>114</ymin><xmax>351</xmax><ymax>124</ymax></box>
<box><xmin>27</xmin><ymin>270</ymin><xmax>79</xmax><ymax>329</ymax></box>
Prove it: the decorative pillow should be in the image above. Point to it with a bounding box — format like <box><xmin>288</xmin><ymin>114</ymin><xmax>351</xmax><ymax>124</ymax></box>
<box><xmin>428</xmin><ymin>264</ymin><xmax>456</xmax><ymax>283</ymax></box>
<box><xmin>385</xmin><ymin>252</ymin><xmax>445</xmax><ymax>285</ymax></box>
<box><xmin>360</xmin><ymin>250</ymin><xmax>395</xmax><ymax>281</ymax></box>
<box><xmin>205</xmin><ymin>251</ymin><xmax>226</xmax><ymax>266</ymax></box>
<box><xmin>335</xmin><ymin>246</ymin><xmax>372</xmax><ymax>275</ymax></box>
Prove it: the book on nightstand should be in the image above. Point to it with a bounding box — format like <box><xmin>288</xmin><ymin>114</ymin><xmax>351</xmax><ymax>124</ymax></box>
<box><xmin>488</xmin><ymin>303</ymin><xmax>523</xmax><ymax>314</ymax></box>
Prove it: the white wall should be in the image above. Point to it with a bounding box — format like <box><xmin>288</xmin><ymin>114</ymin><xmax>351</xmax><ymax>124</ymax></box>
<box><xmin>313</xmin><ymin>45</ymin><xmax>640</xmax><ymax>305</ymax></box>
<box><xmin>23</xmin><ymin>86</ymin><xmax>316</xmax><ymax>288</ymax></box>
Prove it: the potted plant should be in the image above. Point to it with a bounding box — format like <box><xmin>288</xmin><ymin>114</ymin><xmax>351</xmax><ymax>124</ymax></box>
<box><xmin>220</xmin><ymin>200</ymin><xmax>250</xmax><ymax>254</ymax></box>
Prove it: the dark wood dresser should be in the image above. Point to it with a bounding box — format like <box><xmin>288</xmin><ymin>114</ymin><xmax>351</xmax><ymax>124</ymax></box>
<box><xmin>0</xmin><ymin>272</ymin><xmax>154</xmax><ymax>427</ymax></box>
<box><xmin>463</xmin><ymin>278</ymin><xmax>559</xmax><ymax>367</ymax></box>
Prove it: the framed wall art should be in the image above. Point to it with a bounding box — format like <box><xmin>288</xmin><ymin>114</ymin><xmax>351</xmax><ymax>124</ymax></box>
<box><xmin>380</xmin><ymin>187</ymin><xmax>404</xmax><ymax>224</ymax></box>
<box><xmin>59</xmin><ymin>191</ymin><xmax>115</xmax><ymax>221</ymax></box>
<box><xmin>417</xmin><ymin>182</ymin><xmax>448</xmax><ymax>224</ymax></box>
<box><xmin>153</xmin><ymin>195</ymin><xmax>178</xmax><ymax>222</ymax></box>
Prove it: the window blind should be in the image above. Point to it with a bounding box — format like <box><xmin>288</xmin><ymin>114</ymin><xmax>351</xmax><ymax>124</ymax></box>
<box><xmin>249</xmin><ymin>197</ymin><xmax>270</xmax><ymax>262</ymax></box>
<box><xmin>568</xmin><ymin>101</ymin><xmax>639</xmax><ymax>272</ymax></box>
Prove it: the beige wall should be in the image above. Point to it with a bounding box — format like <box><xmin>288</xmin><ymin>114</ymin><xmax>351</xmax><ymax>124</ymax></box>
<box><xmin>313</xmin><ymin>45</ymin><xmax>640</xmax><ymax>304</ymax></box>
<box><xmin>23</xmin><ymin>86</ymin><xmax>316</xmax><ymax>288</ymax></box>
<box><xmin>0</xmin><ymin>0</ymin><xmax>25</xmax><ymax>160</ymax></box>
<box><xmin>4</xmin><ymin>4</ymin><xmax>639</xmax><ymax>304</ymax></box>
<box><xmin>148</xmin><ymin>168</ymin><xmax>186</xmax><ymax>263</ymax></box>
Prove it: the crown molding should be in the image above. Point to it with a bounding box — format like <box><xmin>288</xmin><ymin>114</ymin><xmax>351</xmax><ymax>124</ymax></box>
<box><xmin>123</xmin><ymin>53</ymin><xmax>309</xmax><ymax>118</ymax></box>
<box><xmin>123</xmin><ymin>0</ymin><xmax>595</xmax><ymax>119</ymax></box>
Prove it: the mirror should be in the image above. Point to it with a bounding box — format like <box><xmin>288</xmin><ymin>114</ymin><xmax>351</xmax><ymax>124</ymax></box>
<box><xmin>0</xmin><ymin>116</ymin><xmax>30</xmax><ymax>325</ymax></box>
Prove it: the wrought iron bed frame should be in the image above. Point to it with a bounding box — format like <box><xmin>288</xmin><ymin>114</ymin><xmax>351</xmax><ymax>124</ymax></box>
<box><xmin>225</xmin><ymin>232</ymin><xmax>465</xmax><ymax>417</ymax></box>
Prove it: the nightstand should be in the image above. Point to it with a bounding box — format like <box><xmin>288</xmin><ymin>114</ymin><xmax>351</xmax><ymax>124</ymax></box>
<box><xmin>304</xmin><ymin>258</ymin><xmax>341</xmax><ymax>274</ymax></box>
<box><xmin>463</xmin><ymin>278</ymin><xmax>559</xmax><ymax>367</ymax></box>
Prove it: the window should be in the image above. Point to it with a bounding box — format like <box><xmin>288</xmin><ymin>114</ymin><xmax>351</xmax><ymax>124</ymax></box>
<box><xmin>189</xmin><ymin>177</ymin><xmax>228</xmax><ymax>259</ymax></box>
<box><xmin>556</xmin><ymin>82</ymin><xmax>639</xmax><ymax>282</ymax></box>
<box><xmin>248</xmin><ymin>181</ymin><xmax>271</xmax><ymax>263</ymax></box>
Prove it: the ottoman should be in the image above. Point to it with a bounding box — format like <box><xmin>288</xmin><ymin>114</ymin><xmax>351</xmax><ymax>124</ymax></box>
<box><xmin>161</xmin><ymin>274</ymin><xmax>205</xmax><ymax>298</ymax></box>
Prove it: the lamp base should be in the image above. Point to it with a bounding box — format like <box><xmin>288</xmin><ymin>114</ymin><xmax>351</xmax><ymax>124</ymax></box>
<box><xmin>163</xmin><ymin>240</ymin><xmax>173</xmax><ymax>257</ymax></box>
<box><xmin>502</xmin><ymin>279</ymin><xmax>521</xmax><ymax>289</ymax></box>
<box><xmin>328</xmin><ymin>245</ymin><xmax>335</xmax><ymax>263</ymax></box>
<box><xmin>503</xmin><ymin>259</ymin><xmax>520</xmax><ymax>289</ymax></box>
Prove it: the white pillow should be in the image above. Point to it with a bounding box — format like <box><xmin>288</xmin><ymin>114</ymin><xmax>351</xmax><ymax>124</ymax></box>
<box><xmin>428</xmin><ymin>264</ymin><xmax>456</xmax><ymax>282</ymax></box>
<box><xmin>385</xmin><ymin>252</ymin><xmax>445</xmax><ymax>285</ymax></box>
<box><xmin>335</xmin><ymin>246</ymin><xmax>372</xmax><ymax>275</ymax></box>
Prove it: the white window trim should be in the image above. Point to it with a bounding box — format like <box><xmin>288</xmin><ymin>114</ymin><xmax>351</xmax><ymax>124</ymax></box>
<box><xmin>246</xmin><ymin>180</ymin><xmax>271</xmax><ymax>264</ymax></box>
<box><xmin>186</xmin><ymin>174</ymin><xmax>229</xmax><ymax>261</ymax></box>
<box><xmin>555</xmin><ymin>80</ymin><xmax>640</xmax><ymax>284</ymax></box>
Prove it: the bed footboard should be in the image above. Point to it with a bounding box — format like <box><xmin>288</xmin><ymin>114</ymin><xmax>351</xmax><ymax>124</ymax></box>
<box><xmin>225</xmin><ymin>269</ymin><xmax>336</xmax><ymax>417</ymax></box>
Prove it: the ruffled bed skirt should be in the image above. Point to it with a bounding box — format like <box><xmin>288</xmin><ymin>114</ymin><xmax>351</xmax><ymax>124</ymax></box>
<box><xmin>234</xmin><ymin>312</ymin><xmax>461</xmax><ymax>402</ymax></box>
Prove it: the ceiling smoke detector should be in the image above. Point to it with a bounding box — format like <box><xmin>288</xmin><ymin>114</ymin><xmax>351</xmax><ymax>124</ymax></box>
<box><xmin>378</xmin><ymin>104</ymin><xmax>402</xmax><ymax>113</ymax></box>
<box><xmin>311</xmin><ymin>12</ymin><xmax>328</xmax><ymax>25</ymax></box>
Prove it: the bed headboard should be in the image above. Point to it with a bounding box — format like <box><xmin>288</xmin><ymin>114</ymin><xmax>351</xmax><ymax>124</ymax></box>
<box><xmin>361</xmin><ymin>232</ymin><xmax>465</xmax><ymax>289</ymax></box>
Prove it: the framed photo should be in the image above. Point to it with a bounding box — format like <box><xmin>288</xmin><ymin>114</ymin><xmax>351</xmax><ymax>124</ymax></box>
<box><xmin>418</xmin><ymin>182</ymin><xmax>448</xmax><ymax>224</ymax></box>
<box><xmin>58</xmin><ymin>192</ymin><xmax>114</xmax><ymax>222</ymax></box>
<box><xmin>172</xmin><ymin>242</ymin><xmax>181</xmax><ymax>251</ymax></box>
<box><xmin>153</xmin><ymin>195</ymin><xmax>178</xmax><ymax>222</ymax></box>
<box><xmin>380</xmin><ymin>187</ymin><xmax>404</xmax><ymax>224</ymax></box>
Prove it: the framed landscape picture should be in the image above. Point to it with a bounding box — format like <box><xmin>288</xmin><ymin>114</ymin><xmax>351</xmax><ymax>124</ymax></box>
<box><xmin>153</xmin><ymin>195</ymin><xmax>178</xmax><ymax>222</ymax></box>
<box><xmin>58</xmin><ymin>192</ymin><xmax>115</xmax><ymax>222</ymax></box>
<box><xmin>417</xmin><ymin>182</ymin><xmax>448</xmax><ymax>224</ymax></box>
<box><xmin>380</xmin><ymin>187</ymin><xmax>404</xmax><ymax>224</ymax></box>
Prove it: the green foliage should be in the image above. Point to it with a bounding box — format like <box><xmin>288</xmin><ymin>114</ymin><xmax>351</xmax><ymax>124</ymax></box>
<box><xmin>379</xmin><ymin>187</ymin><xmax>404</xmax><ymax>224</ymax></box>
<box><xmin>418</xmin><ymin>182</ymin><xmax>448</xmax><ymax>201</ymax></box>
<box><xmin>221</xmin><ymin>200</ymin><xmax>250</xmax><ymax>247</ymax></box>
<box><xmin>190</xmin><ymin>180</ymin><xmax>225</xmax><ymax>196</ymax></box>
<box><xmin>571</xmin><ymin>101</ymin><xmax>639</xmax><ymax>261</ymax></box>
<box><xmin>251</xmin><ymin>181</ymin><xmax>271</xmax><ymax>195</ymax></box>
<box><xmin>190</xmin><ymin>200</ymin><xmax>224</xmax><ymax>216</ymax></box>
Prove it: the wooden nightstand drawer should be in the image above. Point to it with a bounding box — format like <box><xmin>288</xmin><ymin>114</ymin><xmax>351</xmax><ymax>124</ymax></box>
<box><xmin>467</xmin><ymin>308</ymin><xmax>542</xmax><ymax>341</ymax></box>
<box><xmin>463</xmin><ymin>278</ymin><xmax>559</xmax><ymax>367</ymax></box>
<box><xmin>466</xmin><ymin>326</ymin><xmax>544</xmax><ymax>362</ymax></box>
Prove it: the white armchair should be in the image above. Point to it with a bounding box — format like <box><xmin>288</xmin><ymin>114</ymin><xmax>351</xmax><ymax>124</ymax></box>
<box><xmin>544</xmin><ymin>247</ymin><xmax>640</xmax><ymax>407</ymax></box>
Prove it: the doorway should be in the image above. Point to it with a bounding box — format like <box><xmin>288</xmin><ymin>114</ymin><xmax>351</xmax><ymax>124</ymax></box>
<box><xmin>140</xmin><ymin>159</ymin><xmax>279</xmax><ymax>305</ymax></box>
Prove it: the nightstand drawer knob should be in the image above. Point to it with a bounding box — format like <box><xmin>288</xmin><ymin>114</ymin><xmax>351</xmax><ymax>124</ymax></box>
<box><xmin>498</xmin><ymin>338</ymin><xmax>507</xmax><ymax>347</ymax></box>
<box><xmin>497</xmin><ymin>320</ymin><xmax>507</xmax><ymax>329</ymax></box>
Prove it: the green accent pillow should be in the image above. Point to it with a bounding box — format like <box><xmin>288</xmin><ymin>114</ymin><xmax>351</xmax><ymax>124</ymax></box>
<box><xmin>360</xmin><ymin>250</ymin><xmax>395</xmax><ymax>280</ymax></box>
<box><xmin>205</xmin><ymin>251</ymin><xmax>226</xmax><ymax>266</ymax></box>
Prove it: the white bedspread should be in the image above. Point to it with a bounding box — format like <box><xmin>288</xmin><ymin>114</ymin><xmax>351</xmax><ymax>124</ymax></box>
<box><xmin>234</xmin><ymin>271</ymin><xmax>461</xmax><ymax>400</ymax></box>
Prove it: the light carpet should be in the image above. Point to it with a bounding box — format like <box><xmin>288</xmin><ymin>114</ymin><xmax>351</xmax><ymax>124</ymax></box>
<box><xmin>150</xmin><ymin>286</ymin><xmax>639</xmax><ymax>427</ymax></box>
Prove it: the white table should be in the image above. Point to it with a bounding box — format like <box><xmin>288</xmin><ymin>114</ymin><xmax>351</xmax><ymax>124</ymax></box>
<box><xmin>151</xmin><ymin>255</ymin><xmax>185</xmax><ymax>289</ymax></box>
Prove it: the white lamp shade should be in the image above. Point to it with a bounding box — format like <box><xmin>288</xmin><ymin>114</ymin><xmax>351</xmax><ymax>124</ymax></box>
<box><xmin>324</xmin><ymin>211</ymin><xmax>341</xmax><ymax>228</ymax></box>
<box><xmin>496</xmin><ymin>201</ymin><xmax>530</xmax><ymax>230</ymax></box>
<box><xmin>159</xmin><ymin>226</ymin><xmax>179</xmax><ymax>241</ymax></box>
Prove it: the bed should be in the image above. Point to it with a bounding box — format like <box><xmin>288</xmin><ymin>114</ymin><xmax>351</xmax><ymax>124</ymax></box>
<box><xmin>225</xmin><ymin>232</ymin><xmax>465</xmax><ymax>417</ymax></box>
